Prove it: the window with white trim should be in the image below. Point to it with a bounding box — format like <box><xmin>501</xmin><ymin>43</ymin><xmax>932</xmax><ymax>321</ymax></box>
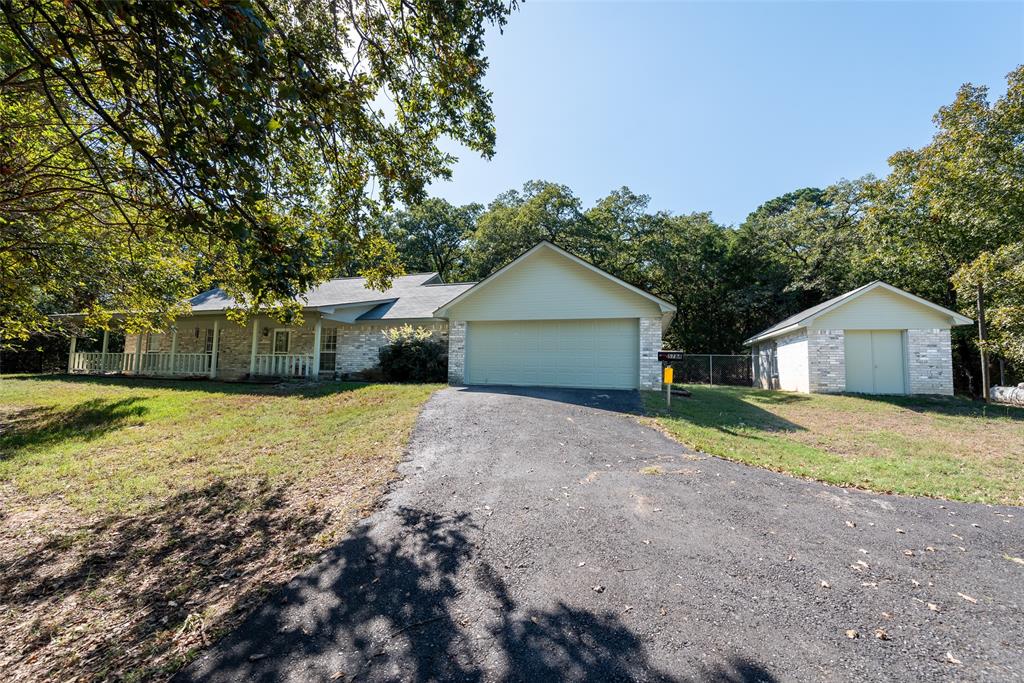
<box><xmin>320</xmin><ymin>327</ymin><xmax>337</xmax><ymax>372</ymax></box>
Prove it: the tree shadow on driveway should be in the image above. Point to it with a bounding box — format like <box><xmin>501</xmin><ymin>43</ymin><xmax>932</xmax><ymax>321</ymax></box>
<box><xmin>179</xmin><ymin>506</ymin><xmax>777</xmax><ymax>683</ymax></box>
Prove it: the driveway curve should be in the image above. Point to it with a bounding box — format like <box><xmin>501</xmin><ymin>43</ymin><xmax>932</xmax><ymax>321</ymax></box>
<box><xmin>180</xmin><ymin>386</ymin><xmax>1023</xmax><ymax>682</ymax></box>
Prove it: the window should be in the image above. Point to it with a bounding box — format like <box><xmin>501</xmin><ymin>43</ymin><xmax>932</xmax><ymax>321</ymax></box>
<box><xmin>320</xmin><ymin>327</ymin><xmax>337</xmax><ymax>372</ymax></box>
<box><xmin>273</xmin><ymin>329</ymin><xmax>291</xmax><ymax>354</ymax></box>
<box><xmin>146</xmin><ymin>332</ymin><xmax>162</xmax><ymax>352</ymax></box>
<box><xmin>204</xmin><ymin>329</ymin><xmax>216</xmax><ymax>354</ymax></box>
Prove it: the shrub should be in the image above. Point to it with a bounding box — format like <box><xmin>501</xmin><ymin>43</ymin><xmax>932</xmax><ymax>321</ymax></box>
<box><xmin>377</xmin><ymin>325</ymin><xmax>447</xmax><ymax>382</ymax></box>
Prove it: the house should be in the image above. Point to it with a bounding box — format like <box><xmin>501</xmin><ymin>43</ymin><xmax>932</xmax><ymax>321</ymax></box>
<box><xmin>744</xmin><ymin>282</ymin><xmax>973</xmax><ymax>395</ymax></box>
<box><xmin>66</xmin><ymin>241</ymin><xmax>675</xmax><ymax>390</ymax></box>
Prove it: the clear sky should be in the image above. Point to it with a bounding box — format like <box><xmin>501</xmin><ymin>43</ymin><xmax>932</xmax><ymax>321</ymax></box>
<box><xmin>430</xmin><ymin>0</ymin><xmax>1024</xmax><ymax>226</ymax></box>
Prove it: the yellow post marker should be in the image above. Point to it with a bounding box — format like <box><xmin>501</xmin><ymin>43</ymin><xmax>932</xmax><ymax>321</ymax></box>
<box><xmin>663</xmin><ymin>366</ymin><xmax>674</xmax><ymax>407</ymax></box>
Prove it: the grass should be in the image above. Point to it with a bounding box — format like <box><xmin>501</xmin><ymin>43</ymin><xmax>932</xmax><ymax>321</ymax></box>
<box><xmin>645</xmin><ymin>384</ymin><xmax>1024</xmax><ymax>506</ymax></box>
<box><xmin>0</xmin><ymin>374</ymin><xmax>440</xmax><ymax>682</ymax></box>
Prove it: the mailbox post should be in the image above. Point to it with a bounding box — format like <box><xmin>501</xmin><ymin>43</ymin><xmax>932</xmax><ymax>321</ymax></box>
<box><xmin>658</xmin><ymin>350</ymin><xmax>685</xmax><ymax>408</ymax></box>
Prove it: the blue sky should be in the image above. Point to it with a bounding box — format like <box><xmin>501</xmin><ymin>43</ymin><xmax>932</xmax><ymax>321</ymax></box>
<box><xmin>431</xmin><ymin>1</ymin><xmax>1024</xmax><ymax>226</ymax></box>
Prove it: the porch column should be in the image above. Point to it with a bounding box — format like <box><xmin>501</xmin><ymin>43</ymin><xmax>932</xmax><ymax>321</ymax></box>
<box><xmin>209</xmin><ymin>319</ymin><xmax>220</xmax><ymax>379</ymax></box>
<box><xmin>133</xmin><ymin>333</ymin><xmax>143</xmax><ymax>375</ymax></box>
<box><xmin>312</xmin><ymin>317</ymin><xmax>322</xmax><ymax>380</ymax></box>
<box><xmin>249</xmin><ymin>317</ymin><xmax>259</xmax><ymax>377</ymax></box>
<box><xmin>100</xmin><ymin>330</ymin><xmax>109</xmax><ymax>373</ymax></box>
<box><xmin>170</xmin><ymin>327</ymin><xmax>178</xmax><ymax>375</ymax></box>
<box><xmin>67</xmin><ymin>334</ymin><xmax>77</xmax><ymax>374</ymax></box>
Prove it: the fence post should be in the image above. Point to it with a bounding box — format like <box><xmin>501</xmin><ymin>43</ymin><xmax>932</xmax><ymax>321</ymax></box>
<box><xmin>67</xmin><ymin>335</ymin><xmax>77</xmax><ymax>374</ymax></box>
<box><xmin>709</xmin><ymin>355</ymin><xmax>714</xmax><ymax>388</ymax></box>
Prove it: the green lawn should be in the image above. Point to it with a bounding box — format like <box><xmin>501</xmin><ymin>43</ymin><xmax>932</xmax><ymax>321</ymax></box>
<box><xmin>645</xmin><ymin>385</ymin><xmax>1024</xmax><ymax>506</ymax></box>
<box><xmin>0</xmin><ymin>374</ymin><xmax>439</xmax><ymax>682</ymax></box>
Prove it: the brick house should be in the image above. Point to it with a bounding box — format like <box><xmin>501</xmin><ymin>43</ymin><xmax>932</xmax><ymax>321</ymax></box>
<box><xmin>66</xmin><ymin>241</ymin><xmax>676</xmax><ymax>390</ymax></box>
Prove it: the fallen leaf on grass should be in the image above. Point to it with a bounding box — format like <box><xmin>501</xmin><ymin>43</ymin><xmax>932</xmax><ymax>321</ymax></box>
<box><xmin>820</xmin><ymin>580</ymin><xmax>831</xmax><ymax>589</ymax></box>
<box><xmin>928</xmin><ymin>603</ymin><xmax>940</xmax><ymax>612</ymax></box>
<box><xmin>592</xmin><ymin>585</ymin><xmax>605</xmax><ymax>593</ymax></box>
<box><xmin>845</xmin><ymin>629</ymin><xmax>859</xmax><ymax>639</ymax></box>
<box><xmin>874</xmin><ymin>628</ymin><xmax>889</xmax><ymax>640</ymax></box>
<box><xmin>846</xmin><ymin>521</ymin><xmax>856</xmax><ymax>528</ymax></box>
<box><xmin>946</xmin><ymin>652</ymin><xmax>962</xmax><ymax>665</ymax></box>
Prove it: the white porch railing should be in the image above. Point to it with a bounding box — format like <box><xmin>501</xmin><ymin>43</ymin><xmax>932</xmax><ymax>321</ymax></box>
<box><xmin>69</xmin><ymin>351</ymin><xmax>211</xmax><ymax>376</ymax></box>
<box><xmin>253</xmin><ymin>353</ymin><xmax>315</xmax><ymax>378</ymax></box>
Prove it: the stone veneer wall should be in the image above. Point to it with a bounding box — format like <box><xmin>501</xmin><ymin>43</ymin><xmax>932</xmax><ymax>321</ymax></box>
<box><xmin>639</xmin><ymin>317</ymin><xmax>663</xmax><ymax>390</ymax></box>
<box><xmin>447</xmin><ymin>320</ymin><xmax>466</xmax><ymax>385</ymax></box>
<box><xmin>906</xmin><ymin>328</ymin><xmax>953</xmax><ymax>395</ymax></box>
<box><xmin>807</xmin><ymin>328</ymin><xmax>846</xmax><ymax>393</ymax></box>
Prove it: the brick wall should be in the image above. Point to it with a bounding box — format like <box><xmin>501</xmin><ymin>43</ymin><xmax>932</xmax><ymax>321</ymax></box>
<box><xmin>335</xmin><ymin>321</ymin><xmax>448</xmax><ymax>377</ymax></box>
<box><xmin>447</xmin><ymin>320</ymin><xmax>466</xmax><ymax>385</ymax></box>
<box><xmin>807</xmin><ymin>328</ymin><xmax>846</xmax><ymax>393</ymax></box>
<box><xmin>639</xmin><ymin>317</ymin><xmax>663</xmax><ymax>390</ymax></box>
<box><xmin>906</xmin><ymin>328</ymin><xmax>954</xmax><ymax>395</ymax></box>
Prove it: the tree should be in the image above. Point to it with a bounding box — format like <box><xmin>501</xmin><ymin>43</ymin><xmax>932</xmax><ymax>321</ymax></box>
<box><xmin>381</xmin><ymin>199</ymin><xmax>481</xmax><ymax>282</ymax></box>
<box><xmin>0</xmin><ymin>0</ymin><xmax>515</xmax><ymax>343</ymax></box>
<box><xmin>464</xmin><ymin>180</ymin><xmax>586</xmax><ymax>279</ymax></box>
<box><xmin>862</xmin><ymin>66</ymin><xmax>1024</xmax><ymax>309</ymax></box>
<box><xmin>736</xmin><ymin>180</ymin><xmax>871</xmax><ymax>315</ymax></box>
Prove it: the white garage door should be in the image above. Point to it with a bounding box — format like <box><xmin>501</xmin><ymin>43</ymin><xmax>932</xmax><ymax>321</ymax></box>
<box><xmin>465</xmin><ymin>319</ymin><xmax>639</xmax><ymax>389</ymax></box>
<box><xmin>844</xmin><ymin>330</ymin><xmax>906</xmax><ymax>394</ymax></box>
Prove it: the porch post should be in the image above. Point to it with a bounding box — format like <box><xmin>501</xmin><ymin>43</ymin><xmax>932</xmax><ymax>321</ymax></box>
<box><xmin>209</xmin><ymin>319</ymin><xmax>220</xmax><ymax>379</ymax></box>
<box><xmin>133</xmin><ymin>333</ymin><xmax>143</xmax><ymax>375</ymax></box>
<box><xmin>170</xmin><ymin>327</ymin><xmax>178</xmax><ymax>375</ymax></box>
<box><xmin>67</xmin><ymin>335</ymin><xmax>77</xmax><ymax>374</ymax></box>
<box><xmin>249</xmin><ymin>316</ymin><xmax>259</xmax><ymax>377</ymax></box>
<box><xmin>312</xmin><ymin>317</ymin><xmax>322</xmax><ymax>380</ymax></box>
<box><xmin>100</xmin><ymin>330</ymin><xmax>109</xmax><ymax>372</ymax></box>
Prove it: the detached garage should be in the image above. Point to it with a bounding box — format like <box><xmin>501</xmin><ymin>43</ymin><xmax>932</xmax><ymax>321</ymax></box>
<box><xmin>434</xmin><ymin>241</ymin><xmax>675</xmax><ymax>390</ymax></box>
<box><xmin>745</xmin><ymin>282</ymin><xmax>973</xmax><ymax>395</ymax></box>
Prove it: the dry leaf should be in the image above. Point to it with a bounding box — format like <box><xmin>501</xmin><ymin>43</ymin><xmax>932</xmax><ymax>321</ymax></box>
<box><xmin>903</xmin><ymin>549</ymin><xmax>915</xmax><ymax>556</ymax></box>
<box><xmin>946</xmin><ymin>652</ymin><xmax>962</xmax><ymax>665</ymax></box>
<box><xmin>928</xmin><ymin>603</ymin><xmax>940</xmax><ymax>612</ymax></box>
<box><xmin>820</xmin><ymin>580</ymin><xmax>831</xmax><ymax>589</ymax></box>
<box><xmin>874</xmin><ymin>628</ymin><xmax>889</xmax><ymax>640</ymax></box>
<box><xmin>846</xmin><ymin>521</ymin><xmax>856</xmax><ymax>528</ymax></box>
<box><xmin>845</xmin><ymin>629</ymin><xmax>859</xmax><ymax>639</ymax></box>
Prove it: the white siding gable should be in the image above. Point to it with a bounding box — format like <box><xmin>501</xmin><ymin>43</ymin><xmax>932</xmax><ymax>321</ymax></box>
<box><xmin>445</xmin><ymin>247</ymin><xmax>662</xmax><ymax>321</ymax></box>
<box><xmin>811</xmin><ymin>287</ymin><xmax>954</xmax><ymax>330</ymax></box>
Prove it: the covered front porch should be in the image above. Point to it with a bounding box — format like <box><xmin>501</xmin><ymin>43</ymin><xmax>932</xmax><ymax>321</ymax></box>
<box><xmin>67</xmin><ymin>316</ymin><xmax>326</xmax><ymax>381</ymax></box>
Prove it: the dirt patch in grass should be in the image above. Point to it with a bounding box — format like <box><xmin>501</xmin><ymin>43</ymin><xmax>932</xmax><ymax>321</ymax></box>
<box><xmin>0</xmin><ymin>375</ymin><xmax>438</xmax><ymax>681</ymax></box>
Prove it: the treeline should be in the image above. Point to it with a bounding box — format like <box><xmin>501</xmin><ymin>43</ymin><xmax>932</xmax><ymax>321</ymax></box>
<box><xmin>374</xmin><ymin>67</ymin><xmax>1024</xmax><ymax>393</ymax></box>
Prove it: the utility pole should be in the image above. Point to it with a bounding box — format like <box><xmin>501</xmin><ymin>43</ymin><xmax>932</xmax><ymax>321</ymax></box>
<box><xmin>977</xmin><ymin>284</ymin><xmax>989</xmax><ymax>403</ymax></box>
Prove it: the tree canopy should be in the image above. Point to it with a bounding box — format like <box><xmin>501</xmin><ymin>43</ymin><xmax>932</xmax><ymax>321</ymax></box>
<box><xmin>1</xmin><ymin>0</ymin><xmax>515</xmax><ymax>341</ymax></box>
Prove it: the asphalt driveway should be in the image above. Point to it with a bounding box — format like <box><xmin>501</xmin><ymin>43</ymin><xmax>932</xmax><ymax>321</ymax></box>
<box><xmin>181</xmin><ymin>386</ymin><xmax>1023</xmax><ymax>682</ymax></box>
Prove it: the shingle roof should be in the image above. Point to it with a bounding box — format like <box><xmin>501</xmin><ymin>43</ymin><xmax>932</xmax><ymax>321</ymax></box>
<box><xmin>189</xmin><ymin>273</ymin><xmax>474</xmax><ymax>320</ymax></box>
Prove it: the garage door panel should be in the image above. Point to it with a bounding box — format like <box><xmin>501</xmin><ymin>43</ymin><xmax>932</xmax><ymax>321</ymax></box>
<box><xmin>466</xmin><ymin>319</ymin><xmax>639</xmax><ymax>389</ymax></box>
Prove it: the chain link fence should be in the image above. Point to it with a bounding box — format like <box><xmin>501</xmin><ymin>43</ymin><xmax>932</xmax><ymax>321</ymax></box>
<box><xmin>664</xmin><ymin>353</ymin><xmax>752</xmax><ymax>387</ymax></box>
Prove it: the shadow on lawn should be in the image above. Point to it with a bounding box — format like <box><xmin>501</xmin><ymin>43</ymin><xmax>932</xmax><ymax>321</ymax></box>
<box><xmin>654</xmin><ymin>386</ymin><xmax>806</xmax><ymax>437</ymax></box>
<box><xmin>2</xmin><ymin>373</ymin><xmax>366</xmax><ymax>399</ymax></box>
<box><xmin>0</xmin><ymin>480</ymin><xmax>335</xmax><ymax>682</ymax></box>
<box><xmin>0</xmin><ymin>397</ymin><xmax>148</xmax><ymax>458</ymax></box>
<box><xmin>178</xmin><ymin>507</ymin><xmax>778</xmax><ymax>683</ymax></box>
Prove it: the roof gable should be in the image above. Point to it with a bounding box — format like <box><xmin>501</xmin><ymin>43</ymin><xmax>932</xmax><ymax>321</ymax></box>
<box><xmin>435</xmin><ymin>241</ymin><xmax>675</xmax><ymax>320</ymax></box>
<box><xmin>744</xmin><ymin>281</ymin><xmax>973</xmax><ymax>345</ymax></box>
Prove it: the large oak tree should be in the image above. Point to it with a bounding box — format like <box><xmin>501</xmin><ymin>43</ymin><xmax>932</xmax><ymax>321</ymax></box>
<box><xmin>0</xmin><ymin>0</ymin><xmax>515</xmax><ymax>343</ymax></box>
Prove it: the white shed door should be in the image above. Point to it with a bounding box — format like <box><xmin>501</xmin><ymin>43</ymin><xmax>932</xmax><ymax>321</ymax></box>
<box><xmin>844</xmin><ymin>330</ymin><xmax>906</xmax><ymax>394</ymax></box>
<box><xmin>465</xmin><ymin>319</ymin><xmax>639</xmax><ymax>389</ymax></box>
